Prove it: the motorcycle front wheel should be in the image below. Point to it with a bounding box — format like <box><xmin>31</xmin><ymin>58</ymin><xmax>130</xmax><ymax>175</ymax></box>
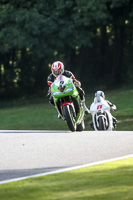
<box><xmin>63</xmin><ymin>105</ymin><xmax>77</xmax><ymax>132</ymax></box>
<box><xmin>98</xmin><ymin>116</ymin><xmax>106</xmax><ymax>130</ymax></box>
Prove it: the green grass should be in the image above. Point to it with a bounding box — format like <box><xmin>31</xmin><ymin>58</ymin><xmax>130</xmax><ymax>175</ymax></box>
<box><xmin>0</xmin><ymin>88</ymin><xmax>132</xmax><ymax>130</ymax></box>
<box><xmin>0</xmin><ymin>103</ymin><xmax>68</xmax><ymax>130</ymax></box>
<box><xmin>117</xmin><ymin>120</ymin><xmax>133</xmax><ymax>131</ymax></box>
<box><xmin>0</xmin><ymin>157</ymin><xmax>133</xmax><ymax>200</ymax></box>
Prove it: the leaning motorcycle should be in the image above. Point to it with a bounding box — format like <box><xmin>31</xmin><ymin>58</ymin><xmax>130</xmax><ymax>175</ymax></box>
<box><xmin>90</xmin><ymin>96</ymin><xmax>116</xmax><ymax>131</ymax></box>
<box><xmin>50</xmin><ymin>75</ymin><xmax>85</xmax><ymax>132</ymax></box>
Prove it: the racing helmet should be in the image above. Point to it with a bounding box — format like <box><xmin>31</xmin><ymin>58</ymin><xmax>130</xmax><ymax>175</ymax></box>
<box><xmin>95</xmin><ymin>91</ymin><xmax>105</xmax><ymax>99</ymax></box>
<box><xmin>51</xmin><ymin>61</ymin><xmax>64</xmax><ymax>77</ymax></box>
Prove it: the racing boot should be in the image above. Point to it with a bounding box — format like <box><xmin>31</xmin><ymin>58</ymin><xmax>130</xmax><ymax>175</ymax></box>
<box><xmin>81</xmin><ymin>98</ymin><xmax>90</xmax><ymax>115</ymax></box>
<box><xmin>113</xmin><ymin>117</ymin><xmax>117</xmax><ymax>130</ymax></box>
<box><xmin>58</xmin><ymin>113</ymin><xmax>61</xmax><ymax>119</ymax></box>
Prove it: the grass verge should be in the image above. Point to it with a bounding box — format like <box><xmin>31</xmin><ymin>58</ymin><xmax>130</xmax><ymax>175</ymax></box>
<box><xmin>0</xmin><ymin>157</ymin><xmax>133</xmax><ymax>200</ymax></box>
<box><xmin>0</xmin><ymin>88</ymin><xmax>132</xmax><ymax>130</ymax></box>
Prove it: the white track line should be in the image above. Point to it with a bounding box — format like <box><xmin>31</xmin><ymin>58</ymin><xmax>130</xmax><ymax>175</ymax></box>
<box><xmin>0</xmin><ymin>130</ymin><xmax>70</xmax><ymax>133</ymax></box>
<box><xmin>0</xmin><ymin>154</ymin><xmax>133</xmax><ymax>185</ymax></box>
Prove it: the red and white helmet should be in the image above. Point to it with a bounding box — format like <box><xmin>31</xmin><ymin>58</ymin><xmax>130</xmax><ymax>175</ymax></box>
<box><xmin>51</xmin><ymin>61</ymin><xmax>64</xmax><ymax>77</ymax></box>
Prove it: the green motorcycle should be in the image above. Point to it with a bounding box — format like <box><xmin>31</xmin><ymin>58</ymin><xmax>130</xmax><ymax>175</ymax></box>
<box><xmin>51</xmin><ymin>75</ymin><xmax>85</xmax><ymax>132</ymax></box>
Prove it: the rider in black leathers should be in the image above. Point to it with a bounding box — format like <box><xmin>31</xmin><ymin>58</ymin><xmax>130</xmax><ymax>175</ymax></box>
<box><xmin>47</xmin><ymin>61</ymin><xmax>89</xmax><ymax>117</ymax></box>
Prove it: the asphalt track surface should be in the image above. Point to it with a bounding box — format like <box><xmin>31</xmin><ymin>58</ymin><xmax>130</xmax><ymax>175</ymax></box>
<box><xmin>0</xmin><ymin>130</ymin><xmax>133</xmax><ymax>182</ymax></box>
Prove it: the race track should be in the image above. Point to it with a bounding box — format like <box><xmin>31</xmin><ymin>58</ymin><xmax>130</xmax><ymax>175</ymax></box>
<box><xmin>0</xmin><ymin>130</ymin><xmax>133</xmax><ymax>182</ymax></box>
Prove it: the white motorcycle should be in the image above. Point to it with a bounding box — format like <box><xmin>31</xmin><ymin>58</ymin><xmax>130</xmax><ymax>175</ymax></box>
<box><xmin>90</xmin><ymin>96</ymin><xmax>116</xmax><ymax>131</ymax></box>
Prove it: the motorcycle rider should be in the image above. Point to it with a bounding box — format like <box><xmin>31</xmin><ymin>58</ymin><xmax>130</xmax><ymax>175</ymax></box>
<box><xmin>47</xmin><ymin>61</ymin><xmax>90</xmax><ymax>118</ymax></box>
<box><xmin>89</xmin><ymin>91</ymin><xmax>117</xmax><ymax>129</ymax></box>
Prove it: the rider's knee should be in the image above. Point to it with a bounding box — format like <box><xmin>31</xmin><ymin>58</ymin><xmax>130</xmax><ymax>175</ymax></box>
<box><xmin>49</xmin><ymin>96</ymin><xmax>55</xmax><ymax>106</ymax></box>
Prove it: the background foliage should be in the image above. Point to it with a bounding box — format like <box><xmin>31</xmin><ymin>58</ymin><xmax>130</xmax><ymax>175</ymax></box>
<box><xmin>0</xmin><ymin>0</ymin><xmax>133</xmax><ymax>98</ymax></box>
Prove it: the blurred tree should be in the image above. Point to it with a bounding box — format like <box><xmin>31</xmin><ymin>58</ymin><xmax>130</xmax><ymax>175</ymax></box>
<box><xmin>0</xmin><ymin>0</ymin><xmax>133</xmax><ymax>98</ymax></box>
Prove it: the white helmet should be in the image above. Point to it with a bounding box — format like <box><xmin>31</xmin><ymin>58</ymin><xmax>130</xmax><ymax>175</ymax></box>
<box><xmin>95</xmin><ymin>91</ymin><xmax>105</xmax><ymax>99</ymax></box>
<box><xmin>51</xmin><ymin>61</ymin><xmax>64</xmax><ymax>77</ymax></box>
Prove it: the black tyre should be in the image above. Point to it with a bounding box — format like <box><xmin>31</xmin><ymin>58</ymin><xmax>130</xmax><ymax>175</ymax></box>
<box><xmin>63</xmin><ymin>105</ymin><xmax>76</xmax><ymax>132</ymax></box>
<box><xmin>98</xmin><ymin>116</ymin><xmax>106</xmax><ymax>130</ymax></box>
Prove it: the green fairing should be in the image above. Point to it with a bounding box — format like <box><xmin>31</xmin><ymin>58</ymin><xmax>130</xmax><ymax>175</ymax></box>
<box><xmin>51</xmin><ymin>77</ymin><xmax>78</xmax><ymax>103</ymax></box>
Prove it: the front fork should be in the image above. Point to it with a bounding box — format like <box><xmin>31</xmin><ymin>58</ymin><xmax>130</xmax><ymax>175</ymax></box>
<box><xmin>55</xmin><ymin>102</ymin><xmax>64</xmax><ymax>120</ymax></box>
<box><xmin>55</xmin><ymin>97</ymin><xmax>77</xmax><ymax>120</ymax></box>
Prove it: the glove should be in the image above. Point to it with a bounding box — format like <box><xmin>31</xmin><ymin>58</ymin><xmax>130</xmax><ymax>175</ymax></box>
<box><xmin>110</xmin><ymin>105</ymin><xmax>116</xmax><ymax>111</ymax></box>
<box><xmin>74</xmin><ymin>81</ymin><xmax>80</xmax><ymax>87</ymax></box>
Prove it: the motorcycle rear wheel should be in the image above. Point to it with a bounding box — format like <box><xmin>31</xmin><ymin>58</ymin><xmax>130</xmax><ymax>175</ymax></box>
<box><xmin>76</xmin><ymin>119</ymin><xmax>85</xmax><ymax>131</ymax></box>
